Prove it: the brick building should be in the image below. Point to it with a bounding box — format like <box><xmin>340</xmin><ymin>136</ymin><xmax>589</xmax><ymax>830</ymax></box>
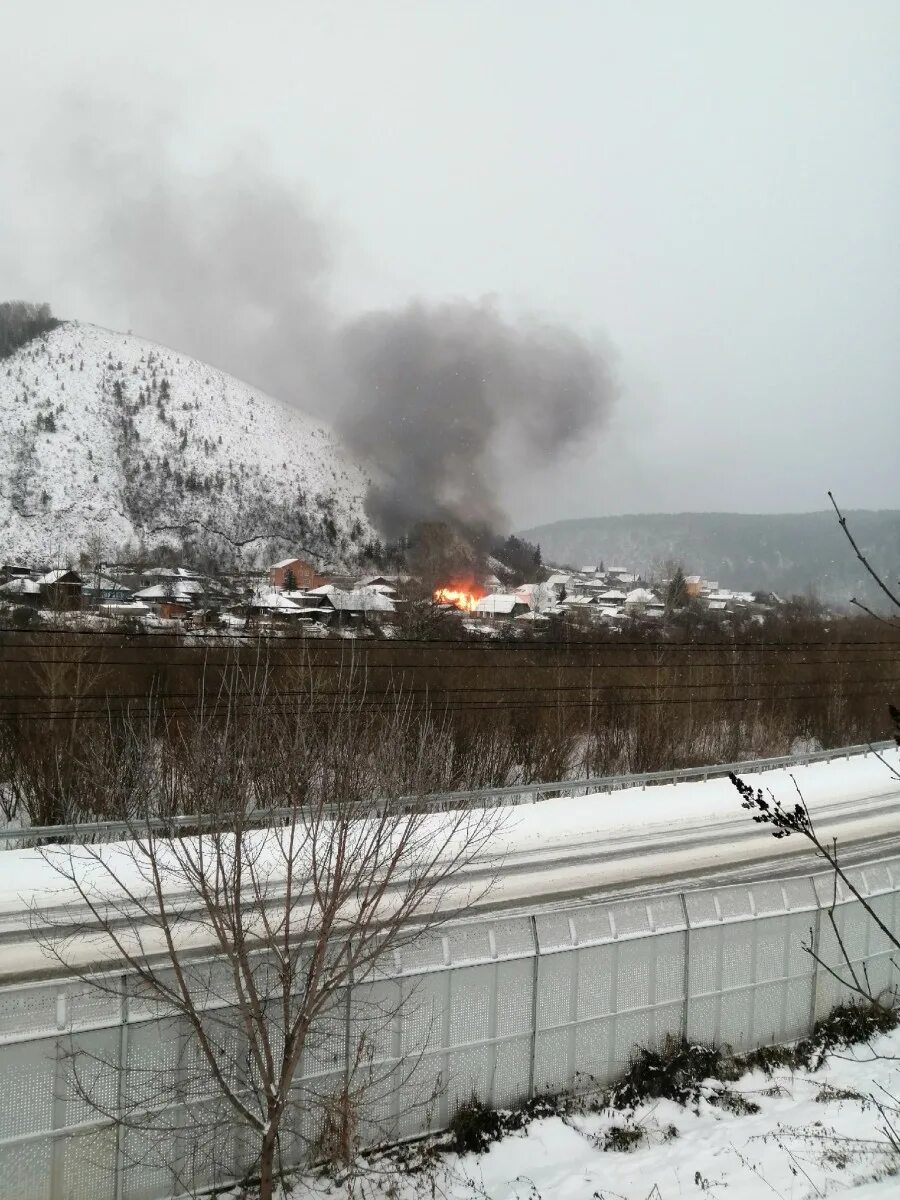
<box><xmin>268</xmin><ymin>557</ymin><xmax>325</xmax><ymax>591</ymax></box>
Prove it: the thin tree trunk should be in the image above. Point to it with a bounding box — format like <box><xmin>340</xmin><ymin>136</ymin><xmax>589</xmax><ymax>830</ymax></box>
<box><xmin>258</xmin><ymin>1126</ymin><xmax>278</xmax><ymax>1200</ymax></box>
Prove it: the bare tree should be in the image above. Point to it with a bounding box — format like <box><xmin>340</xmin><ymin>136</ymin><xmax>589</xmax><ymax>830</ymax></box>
<box><xmin>730</xmin><ymin>497</ymin><xmax>900</xmax><ymax>1006</ymax></box>
<box><xmin>731</xmin><ymin>764</ymin><xmax>900</xmax><ymax>1005</ymax></box>
<box><xmin>32</xmin><ymin>666</ymin><xmax>502</xmax><ymax>1198</ymax></box>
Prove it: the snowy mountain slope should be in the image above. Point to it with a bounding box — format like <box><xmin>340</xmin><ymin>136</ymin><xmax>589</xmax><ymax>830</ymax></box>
<box><xmin>0</xmin><ymin>322</ymin><xmax>373</xmax><ymax>566</ymax></box>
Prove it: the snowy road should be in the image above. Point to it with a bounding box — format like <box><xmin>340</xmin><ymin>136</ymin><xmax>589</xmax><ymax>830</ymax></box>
<box><xmin>460</xmin><ymin>781</ymin><xmax>900</xmax><ymax>913</ymax></box>
<box><xmin>1</xmin><ymin>748</ymin><xmax>898</xmax><ymax>981</ymax></box>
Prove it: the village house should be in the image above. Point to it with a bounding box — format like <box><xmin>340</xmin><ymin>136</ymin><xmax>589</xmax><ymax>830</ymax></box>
<box><xmin>233</xmin><ymin>589</ymin><xmax>309</xmax><ymax>624</ymax></box>
<box><xmin>133</xmin><ymin>583</ymin><xmax>197</xmax><ymax>620</ymax></box>
<box><xmin>473</xmin><ymin>593</ymin><xmax>530</xmax><ymax>621</ymax></box>
<box><xmin>82</xmin><ymin>574</ymin><xmax>134</xmax><ymax>606</ymax></box>
<box><xmin>684</xmin><ymin>574</ymin><xmax>703</xmax><ymax>597</ymax></box>
<box><xmin>597</xmin><ymin>604</ymin><xmax>625</xmax><ymax>622</ymax></box>
<box><xmin>269</xmin><ymin>557</ymin><xmax>326</xmax><ymax>591</ymax></box>
<box><xmin>563</xmin><ymin>593</ymin><xmax>597</xmax><ymax>610</ymax></box>
<box><xmin>624</xmin><ymin>587</ymin><xmax>659</xmax><ymax>613</ymax></box>
<box><xmin>0</xmin><ymin>577</ymin><xmax>41</xmax><ymax>608</ymax></box>
<box><xmin>1</xmin><ymin>563</ymin><xmax>33</xmax><ymax>581</ymax></box>
<box><xmin>545</xmin><ymin>573</ymin><xmax>571</xmax><ymax>600</ymax></box>
<box><xmin>37</xmin><ymin>569</ymin><xmax>83</xmax><ymax>611</ymax></box>
<box><xmin>320</xmin><ymin>588</ymin><xmax>396</xmax><ymax>627</ymax></box>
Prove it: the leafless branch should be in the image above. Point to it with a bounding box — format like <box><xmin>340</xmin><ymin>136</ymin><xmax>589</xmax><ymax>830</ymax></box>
<box><xmin>829</xmin><ymin>491</ymin><xmax>900</xmax><ymax>612</ymax></box>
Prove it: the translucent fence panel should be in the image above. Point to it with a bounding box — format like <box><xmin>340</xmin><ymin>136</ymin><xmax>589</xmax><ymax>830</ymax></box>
<box><xmin>533</xmin><ymin>895</ymin><xmax>687</xmax><ymax>1094</ymax></box>
<box><xmin>2</xmin><ymin>860</ymin><xmax>900</xmax><ymax>1200</ymax></box>
<box><xmin>685</xmin><ymin>877</ymin><xmax>818</xmax><ymax>1051</ymax></box>
<box><xmin>812</xmin><ymin>857</ymin><xmax>900</xmax><ymax>1019</ymax></box>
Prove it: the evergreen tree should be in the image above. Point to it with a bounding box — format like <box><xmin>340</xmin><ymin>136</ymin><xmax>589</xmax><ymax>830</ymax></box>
<box><xmin>666</xmin><ymin>565</ymin><xmax>689</xmax><ymax>612</ymax></box>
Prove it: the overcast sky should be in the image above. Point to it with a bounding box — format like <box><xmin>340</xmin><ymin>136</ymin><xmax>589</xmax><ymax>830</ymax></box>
<box><xmin>1</xmin><ymin>1</ymin><xmax>898</xmax><ymax>527</ymax></box>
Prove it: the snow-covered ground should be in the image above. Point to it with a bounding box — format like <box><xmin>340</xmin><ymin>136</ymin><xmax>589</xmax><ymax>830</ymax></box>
<box><xmin>0</xmin><ymin>322</ymin><xmax>372</xmax><ymax>563</ymax></box>
<box><xmin>275</xmin><ymin>1024</ymin><xmax>900</xmax><ymax>1199</ymax></box>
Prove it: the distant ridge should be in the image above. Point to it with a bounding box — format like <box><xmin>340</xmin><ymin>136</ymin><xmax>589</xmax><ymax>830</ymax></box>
<box><xmin>516</xmin><ymin>511</ymin><xmax>900</xmax><ymax>606</ymax></box>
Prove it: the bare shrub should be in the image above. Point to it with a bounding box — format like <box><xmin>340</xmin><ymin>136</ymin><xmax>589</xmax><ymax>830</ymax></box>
<box><xmin>31</xmin><ymin>663</ymin><xmax>503</xmax><ymax>1198</ymax></box>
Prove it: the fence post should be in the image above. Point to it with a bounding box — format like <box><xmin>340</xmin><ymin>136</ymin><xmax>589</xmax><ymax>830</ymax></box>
<box><xmin>808</xmin><ymin>877</ymin><xmax>823</xmax><ymax>1032</ymax></box>
<box><xmin>679</xmin><ymin>893</ymin><xmax>691</xmax><ymax>1042</ymax></box>
<box><xmin>114</xmin><ymin>972</ymin><xmax>128</xmax><ymax>1200</ymax></box>
<box><xmin>527</xmin><ymin>915</ymin><xmax>540</xmax><ymax>1099</ymax></box>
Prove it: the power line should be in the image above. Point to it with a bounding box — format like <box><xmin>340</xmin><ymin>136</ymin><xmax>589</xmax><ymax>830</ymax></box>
<box><xmin>0</xmin><ymin>649</ymin><xmax>896</xmax><ymax>669</ymax></box>
<box><xmin>0</xmin><ymin>627</ymin><xmax>898</xmax><ymax>649</ymax></box>
<box><xmin>0</xmin><ymin>685</ymin><xmax>895</xmax><ymax>723</ymax></box>
<box><xmin>0</xmin><ymin>672</ymin><xmax>897</xmax><ymax>704</ymax></box>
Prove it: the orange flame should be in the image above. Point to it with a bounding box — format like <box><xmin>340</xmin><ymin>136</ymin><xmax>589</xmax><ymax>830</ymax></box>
<box><xmin>434</xmin><ymin>587</ymin><xmax>483</xmax><ymax>612</ymax></box>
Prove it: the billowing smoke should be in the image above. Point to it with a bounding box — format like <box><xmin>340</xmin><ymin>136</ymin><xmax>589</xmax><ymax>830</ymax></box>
<box><xmin>3</xmin><ymin>98</ymin><xmax>617</xmax><ymax>541</ymax></box>
<box><xmin>11</xmin><ymin>97</ymin><xmax>339</xmax><ymax>418</ymax></box>
<box><xmin>338</xmin><ymin>301</ymin><xmax>615</xmax><ymax>538</ymax></box>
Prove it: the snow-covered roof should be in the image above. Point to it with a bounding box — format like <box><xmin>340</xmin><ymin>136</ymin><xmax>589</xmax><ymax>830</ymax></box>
<box><xmin>270</xmin><ymin>557</ymin><xmax>307</xmax><ymax>570</ymax></box>
<box><xmin>84</xmin><ymin>575</ymin><xmax>132</xmax><ymax>593</ymax></box>
<box><xmin>0</xmin><ymin>577</ymin><xmax>40</xmax><ymax>595</ymax></box>
<box><xmin>307</xmin><ymin>583</ymin><xmax>337</xmax><ymax>595</ymax></box>
<box><xmin>597</xmin><ymin>605</ymin><xmax>623</xmax><ymax>618</ymax></box>
<box><xmin>598</xmin><ymin>589</ymin><xmax>627</xmax><ymax>601</ymax></box>
<box><xmin>564</xmin><ymin>595</ymin><xmax>595</xmax><ymax>607</ymax></box>
<box><xmin>707</xmin><ymin>599</ymin><xmax>728</xmax><ymax>611</ymax></box>
<box><xmin>327</xmin><ymin>589</ymin><xmax>395</xmax><ymax>613</ymax></box>
<box><xmin>134</xmin><ymin>578</ymin><xmax>202</xmax><ymax>598</ymax></box>
<box><xmin>357</xmin><ymin>582</ymin><xmax>395</xmax><ymax>595</ymax></box>
<box><xmin>685</xmin><ymin>575</ymin><xmax>702</xmax><ymax>584</ymax></box>
<box><xmin>144</xmin><ymin>566</ymin><xmax>202</xmax><ymax>580</ymax></box>
<box><xmin>247</xmin><ymin>589</ymin><xmax>303</xmax><ymax>611</ymax></box>
<box><xmin>474</xmin><ymin>593</ymin><xmax>521</xmax><ymax>615</ymax></box>
<box><xmin>625</xmin><ymin>588</ymin><xmax>658</xmax><ymax>605</ymax></box>
<box><xmin>99</xmin><ymin>601</ymin><xmax>151</xmax><ymax>615</ymax></box>
<box><xmin>36</xmin><ymin>568</ymin><xmax>81</xmax><ymax>585</ymax></box>
<box><xmin>546</xmin><ymin>573</ymin><xmax>571</xmax><ymax>586</ymax></box>
<box><xmin>134</xmin><ymin>584</ymin><xmax>195</xmax><ymax>603</ymax></box>
<box><xmin>357</xmin><ymin>575</ymin><xmax>397</xmax><ymax>587</ymax></box>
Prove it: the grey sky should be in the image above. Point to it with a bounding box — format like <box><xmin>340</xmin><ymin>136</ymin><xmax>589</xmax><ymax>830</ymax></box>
<box><xmin>1</xmin><ymin>1</ymin><xmax>898</xmax><ymax>527</ymax></box>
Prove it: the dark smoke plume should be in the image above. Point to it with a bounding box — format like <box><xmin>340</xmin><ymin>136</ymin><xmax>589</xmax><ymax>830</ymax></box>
<box><xmin>338</xmin><ymin>301</ymin><xmax>615</xmax><ymax>538</ymax></box>
<box><xmin>19</xmin><ymin>97</ymin><xmax>338</xmax><ymax>417</ymax></box>
<box><xmin>5</xmin><ymin>99</ymin><xmax>617</xmax><ymax>538</ymax></box>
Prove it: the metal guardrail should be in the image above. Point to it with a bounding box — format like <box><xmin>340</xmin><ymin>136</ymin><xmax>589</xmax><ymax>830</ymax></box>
<box><xmin>1</xmin><ymin>739</ymin><xmax>894</xmax><ymax>848</ymax></box>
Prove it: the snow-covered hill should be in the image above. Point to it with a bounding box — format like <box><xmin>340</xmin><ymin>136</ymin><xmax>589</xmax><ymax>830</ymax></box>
<box><xmin>0</xmin><ymin>322</ymin><xmax>374</xmax><ymax>566</ymax></box>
